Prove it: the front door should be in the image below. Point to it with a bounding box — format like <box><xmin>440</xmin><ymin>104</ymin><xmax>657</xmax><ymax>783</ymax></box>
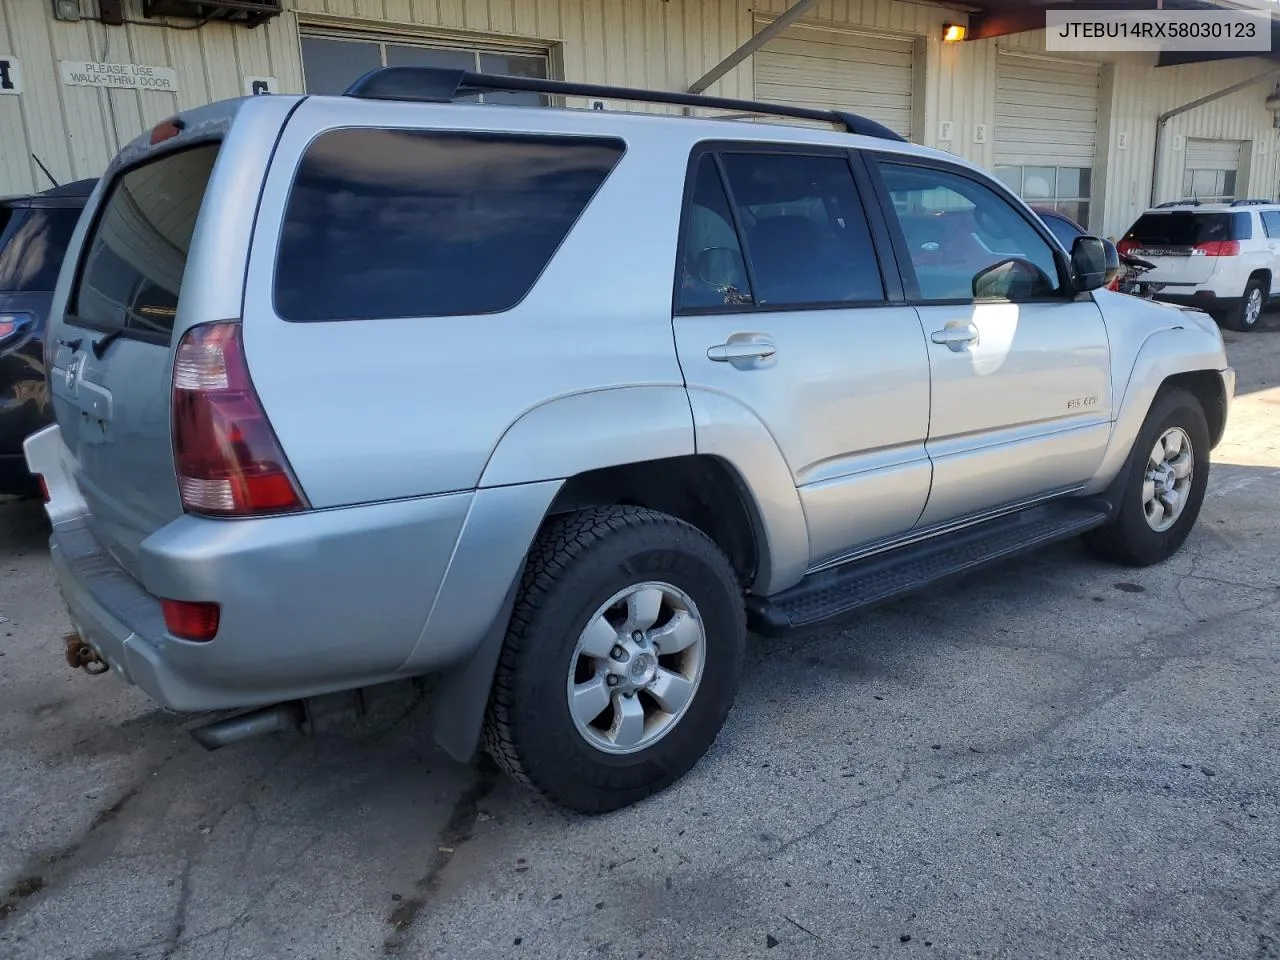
<box><xmin>870</xmin><ymin>156</ymin><xmax>1113</xmax><ymax>527</ymax></box>
<box><xmin>674</xmin><ymin>146</ymin><xmax>932</xmax><ymax>569</ymax></box>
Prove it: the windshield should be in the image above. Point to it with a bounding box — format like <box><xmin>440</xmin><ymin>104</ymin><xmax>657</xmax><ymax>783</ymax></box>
<box><xmin>1124</xmin><ymin>212</ymin><xmax>1249</xmax><ymax>246</ymax></box>
<box><xmin>0</xmin><ymin>205</ymin><xmax>83</xmax><ymax>292</ymax></box>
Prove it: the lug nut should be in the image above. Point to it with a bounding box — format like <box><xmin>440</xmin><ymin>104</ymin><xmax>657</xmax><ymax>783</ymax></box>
<box><xmin>632</xmin><ymin>631</ymin><xmax>644</xmax><ymax>643</ymax></box>
<box><xmin>611</xmin><ymin>645</ymin><xmax>627</xmax><ymax>661</ymax></box>
<box><xmin>606</xmin><ymin>675</ymin><xmax>619</xmax><ymax>687</ymax></box>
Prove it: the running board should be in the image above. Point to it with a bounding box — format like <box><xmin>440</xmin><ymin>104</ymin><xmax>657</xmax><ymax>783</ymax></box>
<box><xmin>746</xmin><ymin>500</ymin><xmax>1110</xmax><ymax>636</ymax></box>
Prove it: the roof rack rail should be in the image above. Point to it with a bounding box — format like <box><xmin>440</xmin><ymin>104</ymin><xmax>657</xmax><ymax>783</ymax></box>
<box><xmin>342</xmin><ymin>66</ymin><xmax>909</xmax><ymax>143</ymax></box>
<box><xmin>1155</xmin><ymin>199</ymin><xmax>1201</xmax><ymax>208</ymax></box>
<box><xmin>1230</xmin><ymin>198</ymin><xmax>1273</xmax><ymax>206</ymax></box>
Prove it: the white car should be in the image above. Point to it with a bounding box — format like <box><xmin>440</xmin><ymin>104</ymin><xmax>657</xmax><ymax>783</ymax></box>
<box><xmin>1118</xmin><ymin>199</ymin><xmax>1280</xmax><ymax>331</ymax></box>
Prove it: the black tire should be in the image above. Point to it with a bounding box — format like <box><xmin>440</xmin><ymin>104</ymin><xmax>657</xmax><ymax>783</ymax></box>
<box><xmin>1083</xmin><ymin>387</ymin><xmax>1210</xmax><ymax>567</ymax></box>
<box><xmin>1220</xmin><ymin>277</ymin><xmax>1266</xmax><ymax>332</ymax></box>
<box><xmin>483</xmin><ymin>506</ymin><xmax>746</xmax><ymax>813</ymax></box>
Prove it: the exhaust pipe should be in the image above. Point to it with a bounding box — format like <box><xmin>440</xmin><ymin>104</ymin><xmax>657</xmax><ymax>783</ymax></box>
<box><xmin>188</xmin><ymin>680</ymin><xmax>423</xmax><ymax>751</ymax></box>
<box><xmin>64</xmin><ymin>632</ymin><xmax>109</xmax><ymax>675</ymax></box>
<box><xmin>189</xmin><ymin>701</ymin><xmax>306</xmax><ymax>750</ymax></box>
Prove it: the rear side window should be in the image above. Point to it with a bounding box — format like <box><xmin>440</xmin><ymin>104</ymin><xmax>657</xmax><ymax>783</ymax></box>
<box><xmin>1262</xmin><ymin>211</ymin><xmax>1280</xmax><ymax>238</ymax></box>
<box><xmin>72</xmin><ymin>144</ymin><xmax>220</xmax><ymax>340</ymax></box>
<box><xmin>274</xmin><ymin>130</ymin><xmax>626</xmax><ymax>321</ymax></box>
<box><xmin>1125</xmin><ymin>211</ymin><xmax>1251</xmax><ymax>246</ymax></box>
<box><xmin>0</xmin><ymin>205</ymin><xmax>83</xmax><ymax>292</ymax></box>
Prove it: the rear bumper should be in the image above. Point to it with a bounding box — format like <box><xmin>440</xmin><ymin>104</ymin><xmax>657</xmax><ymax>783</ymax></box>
<box><xmin>0</xmin><ymin>452</ymin><xmax>38</xmax><ymax>496</ymax></box>
<box><xmin>25</xmin><ymin>424</ymin><xmax>560</xmax><ymax>714</ymax></box>
<box><xmin>1153</xmin><ymin>289</ymin><xmax>1238</xmax><ymax>312</ymax></box>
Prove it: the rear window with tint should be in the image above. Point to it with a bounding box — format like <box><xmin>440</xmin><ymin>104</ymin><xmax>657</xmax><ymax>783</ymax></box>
<box><xmin>71</xmin><ymin>144</ymin><xmax>220</xmax><ymax>341</ymax></box>
<box><xmin>0</xmin><ymin>205</ymin><xmax>83</xmax><ymax>292</ymax></box>
<box><xmin>1124</xmin><ymin>211</ymin><xmax>1251</xmax><ymax>246</ymax></box>
<box><xmin>273</xmin><ymin>130</ymin><xmax>625</xmax><ymax>321</ymax></box>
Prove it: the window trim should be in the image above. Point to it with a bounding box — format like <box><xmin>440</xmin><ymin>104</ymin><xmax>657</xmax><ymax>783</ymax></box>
<box><xmin>270</xmin><ymin>128</ymin><xmax>627</xmax><ymax>323</ymax></box>
<box><xmin>63</xmin><ymin>140</ymin><xmax>222</xmax><ymax>347</ymax></box>
<box><xmin>864</xmin><ymin>151</ymin><xmax>1079</xmax><ymax>307</ymax></box>
<box><xmin>671</xmin><ymin>140</ymin><xmax>900</xmax><ymax>317</ymax></box>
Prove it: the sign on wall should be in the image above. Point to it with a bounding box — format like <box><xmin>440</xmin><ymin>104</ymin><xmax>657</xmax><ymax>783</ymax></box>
<box><xmin>59</xmin><ymin>61</ymin><xmax>178</xmax><ymax>92</ymax></box>
<box><xmin>244</xmin><ymin>76</ymin><xmax>278</xmax><ymax>96</ymax></box>
<box><xmin>0</xmin><ymin>55</ymin><xmax>22</xmax><ymax>95</ymax></box>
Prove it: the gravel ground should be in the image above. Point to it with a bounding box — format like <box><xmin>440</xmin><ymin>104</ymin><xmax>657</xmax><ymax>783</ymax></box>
<box><xmin>1</xmin><ymin>316</ymin><xmax>1278</xmax><ymax>960</ymax></box>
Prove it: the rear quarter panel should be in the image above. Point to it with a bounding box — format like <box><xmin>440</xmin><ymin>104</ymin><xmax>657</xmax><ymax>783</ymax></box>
<box><xmin>241</xmin><ymin>99</ymin><xmax>695</xmax><ymax>509</ymax></box>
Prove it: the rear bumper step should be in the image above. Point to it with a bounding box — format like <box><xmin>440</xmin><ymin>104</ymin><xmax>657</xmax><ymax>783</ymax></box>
<box><xmin>746</xmin><ymin>500</ymin><xmax>1110</xmax><ymax>635</ymax></box>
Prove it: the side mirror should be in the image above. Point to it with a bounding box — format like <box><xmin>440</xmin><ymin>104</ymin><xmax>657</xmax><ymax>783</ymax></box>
<box><xmin>1071</xmin><ymin>235</ymin><xmax>1120</xmax><ymax>292</ymax></box>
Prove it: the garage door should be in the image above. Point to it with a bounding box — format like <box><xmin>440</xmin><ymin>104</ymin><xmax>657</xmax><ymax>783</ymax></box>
<box><xmin>1183</xmin><ymin>139</ymin><xmax>1244</xmax><ymax>202</ymax></box>
<box><xmin>995</xmin><ymin>54</ymin><xmax>1100</xmax><ymax>227</ymax></box>
<box><xmin>754</xmin><ymin>20</ymin><xmax>915</xmax><ymax>138</ymax></box>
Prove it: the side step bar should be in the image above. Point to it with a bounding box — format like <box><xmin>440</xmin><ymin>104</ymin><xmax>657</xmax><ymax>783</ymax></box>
<box><xmin>746</xmin><ymin>500</ymin><xmax>1110</xmax><ymax>636</ymax></box>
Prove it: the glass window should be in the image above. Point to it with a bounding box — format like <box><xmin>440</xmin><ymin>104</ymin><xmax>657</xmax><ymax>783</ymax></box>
<box><xmin>718</xmin><ymin>153</ymin><xmax>884</xmax><ymax>307</ymax></box>
<box><xmin>0</xmin><ymin>206</ymin><xmax>83</xmax><ymax>292</ymax></box>
<box><xmin>1038</xmin><ymin>211</ymin><xmax>1084</xmax><ymax>250</ymax></box>
<box><xmin>301</xmin><ymin>34</ymin><xmax>549</xmax><ymax>105</ymax></box>
<box><xmin>1180</xmin><ymin>168</ymin><xmax>1238</xmax><ymax>204</ymax></box>
<box><xmin>71</xmin><ymin>144</ymin><xmax>219</xmax><ymax>339</ymax></box>
<box><xmin>1262</xmin><ymin>212</ymin><xmax>1280</xmax><ymax>238</ymax></box>
<box><xmin>678</xmin><ymin>156</ymin><xmax>752</xmax><ymax>311</ymax></box>
<box><xmin>996</xmin><ymin>164</ymin><xmax>1092</xmax><ymax>229</ymax></box>
<box><xmin>274</xmin><ymin>130</ymin><xmax>624</xmax><ymax>322</ymax></box>
<box><xmin>1123</xmin><ymin>211</ymin><xmax>1251</xmax><ymax>246</ymax></box>
<box><xmin>880</xmin><ymin>162</ymin><xmax>1062</xmax><ymax>303</ymax></box>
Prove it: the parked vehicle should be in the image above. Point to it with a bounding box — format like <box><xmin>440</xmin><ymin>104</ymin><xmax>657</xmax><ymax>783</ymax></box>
<box><xmin>25</xmin><ymin>70</ymin><xmax>1235</xmax><ymax>813</ymax></box>
<box><xmin>1033</xmin><ymin>207</ymin><xmax>1161</xmax><ymax>298</ymax></box>
<box><xmin>0</xmin><ymin>179</ymin><xmax>94</xmax><ymax>496</ymax></box>
<box><xmin>1117</xmin><ymin>199</ymin><xmax>1280</xmax><ymax>331</ymax></box>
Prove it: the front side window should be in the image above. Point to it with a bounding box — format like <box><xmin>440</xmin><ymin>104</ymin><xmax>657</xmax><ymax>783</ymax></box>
<box><xmin>71</xmin><ymin>144</ymin><xmax>219</xmax><ymax>339</ymax></box>
<box><xmin>881</xmin><ymin>161</ymin><xmax>1062</xmax><ymax>302</ymax></box>
<box><xmin>274</xmin><ymin>130</ymin><xmax>624</xmax><ymax>321</ymax></box>
<box><xmin>718</xmin><ymin>152</ymin><xmax>884</xmax><ymax>308</ymax></box>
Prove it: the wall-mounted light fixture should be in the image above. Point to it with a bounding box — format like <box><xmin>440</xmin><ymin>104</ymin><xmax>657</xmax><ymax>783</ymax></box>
<box><xmin>52</xmin><ymin>0</ymin><xmax>81</xmax><ymax>21</ymax></box>
<box><xmin>942</xmin><ymin>23</ymin><xmax>968</xmax><ymax>43</ymax></box>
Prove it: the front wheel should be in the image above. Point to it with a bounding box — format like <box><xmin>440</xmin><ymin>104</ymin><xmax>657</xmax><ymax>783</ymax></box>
<box><xmin>483</xmin><ymin>506</ymin><xmax>746</xmax><ymax>813</ymax></box>
<box><xmin>1084</xmin><ymin>387</ymin><xmax>1210</xmax><ymax>567</ymax></box>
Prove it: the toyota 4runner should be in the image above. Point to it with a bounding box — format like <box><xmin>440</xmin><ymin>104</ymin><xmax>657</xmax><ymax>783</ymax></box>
<box><xmin>25</xmin><ymin>68</ymin><xmax>1235</xmax><ymax>813</ymax></box>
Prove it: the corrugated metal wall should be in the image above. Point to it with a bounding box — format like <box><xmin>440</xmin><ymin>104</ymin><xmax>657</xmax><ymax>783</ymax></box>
<box><xmin>0</xmin><ymin>0</ymin><xmax>300</xmax><ymax>194</ymax></box>
<box><xmin>3</xmin><ymin>0</ymin><xmax>1278</xmax><ymax>239</ymax></box>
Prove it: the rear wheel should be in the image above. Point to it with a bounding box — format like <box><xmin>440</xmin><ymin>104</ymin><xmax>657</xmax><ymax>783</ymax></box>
<box><xmin>1084</xmin><ymin>387</ymin><xmax>1210</xmax><ymax>567</ymax></box>
<box><xmin>1221</xmin><ymin>278</ymin><xmax>1266</xmax><ymax>332</ymax></box>
<box><xmin>483</xmin><ymin>506</ymin><xmax>745</xmax><ymax>813</ymax></box>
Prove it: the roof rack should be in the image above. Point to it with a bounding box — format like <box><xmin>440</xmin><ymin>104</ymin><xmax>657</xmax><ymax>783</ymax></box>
<box><xmin>1230</xmin><ymin>198</ymin><xmax>1273</xmax><ymax>206</ymax></box>
<box><xmin>342</xmin><ymin>66</ymin><xmax>909</xmax><ymax>143</ymax></box>
<box><xmin>1155</xmin><ymin>199</ymin><xmax>1202</xmax><ymax>208</ymax></box>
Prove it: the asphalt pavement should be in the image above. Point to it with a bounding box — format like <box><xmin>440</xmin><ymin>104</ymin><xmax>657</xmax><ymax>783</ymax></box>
<box><xmin>1</xmin><ymin>317</ymin><xmax>1278</xmax><ymax>960</ymax></box>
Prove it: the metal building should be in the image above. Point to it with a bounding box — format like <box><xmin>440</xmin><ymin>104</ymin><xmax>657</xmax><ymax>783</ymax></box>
<box><xmin>2</xmin><ymin>0</ymin><xmax>1279</xmax><ymax>239</ymax></box>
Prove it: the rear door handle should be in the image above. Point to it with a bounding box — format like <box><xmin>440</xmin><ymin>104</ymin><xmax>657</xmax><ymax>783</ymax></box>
<box><xmin>708</xmin><ymin>339</ymin><xmax>776</xmax><ymax>362</ymax></box>
<box><xmin>930</xmin><ymin>325</ymin><xmax>979</xmax><ymax>351</ymax></box>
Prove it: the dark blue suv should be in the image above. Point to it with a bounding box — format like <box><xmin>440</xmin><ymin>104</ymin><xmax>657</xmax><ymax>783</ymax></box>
<box><xmin>0</xmin><ymin>178</ymin><xmax>95</xmax><ymax>496</ymax></box>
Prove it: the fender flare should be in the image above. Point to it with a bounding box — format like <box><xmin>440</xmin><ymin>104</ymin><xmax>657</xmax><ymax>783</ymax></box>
<box><xmin>1082</xmin><ymin>324</ymin><xmax>1228</xmax><ymax>496</ymax></box>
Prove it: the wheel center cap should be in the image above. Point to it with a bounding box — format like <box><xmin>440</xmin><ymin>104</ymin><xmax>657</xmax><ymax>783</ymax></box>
<box><xmin>629</xmin><ymin>652</ymin><xmax>657</xmax><ymax>686</ymax></box>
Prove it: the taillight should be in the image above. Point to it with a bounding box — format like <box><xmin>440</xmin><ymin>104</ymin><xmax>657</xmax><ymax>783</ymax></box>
<box><xmin>171</xmin><ymin>321</ymin><xmax>305</xmax><ymax>517</ymax></box>
<box><xmin>161</xmin><ymin>599</ymin><xmax>220</xmax><ymax>642</ymax></box>
<box><xmin>1116</xmin><ymin>239</ymin><xmax>1137</xmax><ymax>256</ymax></box>
<box><xmin>0</xmin><ymin>312</ymin><xmax>33</xmax><ymax>348</ymax></box>
<box><xmin>1193</xmin><ymin>240</ymin><xmax>1240</xmax><ymax>257</ymax></box>
<box><xmin>36</xmin><ymin>475</ymin><xmax>50</xmax><ymax>504</ymax></box>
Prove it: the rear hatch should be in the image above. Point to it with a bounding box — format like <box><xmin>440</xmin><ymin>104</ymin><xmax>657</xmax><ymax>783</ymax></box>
<box><xmin>46</xmin><ymin>144</ymin><xmax>221</xmax><ymax>582</ymax></box>
<box><xmin>1117</xmin><ymin>210</ymin><xmax>1250</xmax><ymax>285</ymax></box>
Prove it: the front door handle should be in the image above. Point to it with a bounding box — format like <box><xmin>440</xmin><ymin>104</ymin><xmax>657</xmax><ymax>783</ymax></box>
<box><xmin>930</xmin><ymin>325</ymin><xmax>979</xmax><ymax>351</ymax></box>
<box><xmin>708</xmin><ymin>339</ymin><xmax>776</xmax><ymax>362</ymax></box>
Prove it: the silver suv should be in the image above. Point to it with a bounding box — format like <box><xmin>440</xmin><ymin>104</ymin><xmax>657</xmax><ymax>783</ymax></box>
<box><xmin>25</xmin><ymin>68</ymin><xmax>1235</xmax><ymax>813</ymax></box>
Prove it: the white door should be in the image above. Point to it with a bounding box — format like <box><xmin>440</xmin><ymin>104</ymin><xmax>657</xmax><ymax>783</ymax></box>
<box><xmin>995</xmin><ymin>54</ymin><xmax>1100</xmax><ymax>229</ymax></box>
<box><xmin>1183</xmin><ymin>139</ymin><xmax>1244</xmax><ymax>202</ymax></box>
<box><xmin>754</xmin><ymin>20</ymin><xmax>915</xmax><ymax>139</ymax></box>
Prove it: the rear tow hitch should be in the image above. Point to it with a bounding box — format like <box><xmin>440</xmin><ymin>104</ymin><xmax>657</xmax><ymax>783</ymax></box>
<box><xmin>64</xmin><ymin>632</ymin><xmax>109</xmax><ymax>675</ymax></box>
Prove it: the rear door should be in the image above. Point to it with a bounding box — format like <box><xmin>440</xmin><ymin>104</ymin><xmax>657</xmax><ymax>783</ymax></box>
<box><xmin>46</xmin><ymin>144</ymin><xmax>220</xmax><ymax>580</ymax></box>
<box><xmin>1118</xmin><ymin>210</ymin><xmax>1246</xmax><ymax>286</ymax></box>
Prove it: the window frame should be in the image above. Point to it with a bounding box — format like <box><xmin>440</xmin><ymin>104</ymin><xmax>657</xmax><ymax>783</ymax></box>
<box><xmin>270</xmin><ymin>128</ymin><xmax>627</xmax><ymax>323</ymax></box>
<box><xmin>863</xmin><ymin>151</ymin><xmax>1078</xmax><ymax>307</ymax></box>
<box><xmin>63</xmin><ymin>140</ymin><xmax>221</xmax><ymax>346</ymax></box>
<box><xmin>671</xmin><ymin>140</ymin><xmax>903</xmax><ymax>318</ymax></box>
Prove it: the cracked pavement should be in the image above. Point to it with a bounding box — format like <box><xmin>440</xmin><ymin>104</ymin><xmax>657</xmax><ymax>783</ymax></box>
<box><xmin>2</xmin><ymin>320</ymin><xmax>1278</xmax><ymax>960</ymax></box>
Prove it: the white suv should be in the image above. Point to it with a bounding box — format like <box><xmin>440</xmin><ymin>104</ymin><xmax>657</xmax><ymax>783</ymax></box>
<box><xmin>1118</xmin><ymin>199</ymin><xmax>1280</xmax><ymax>331</ymax></box>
